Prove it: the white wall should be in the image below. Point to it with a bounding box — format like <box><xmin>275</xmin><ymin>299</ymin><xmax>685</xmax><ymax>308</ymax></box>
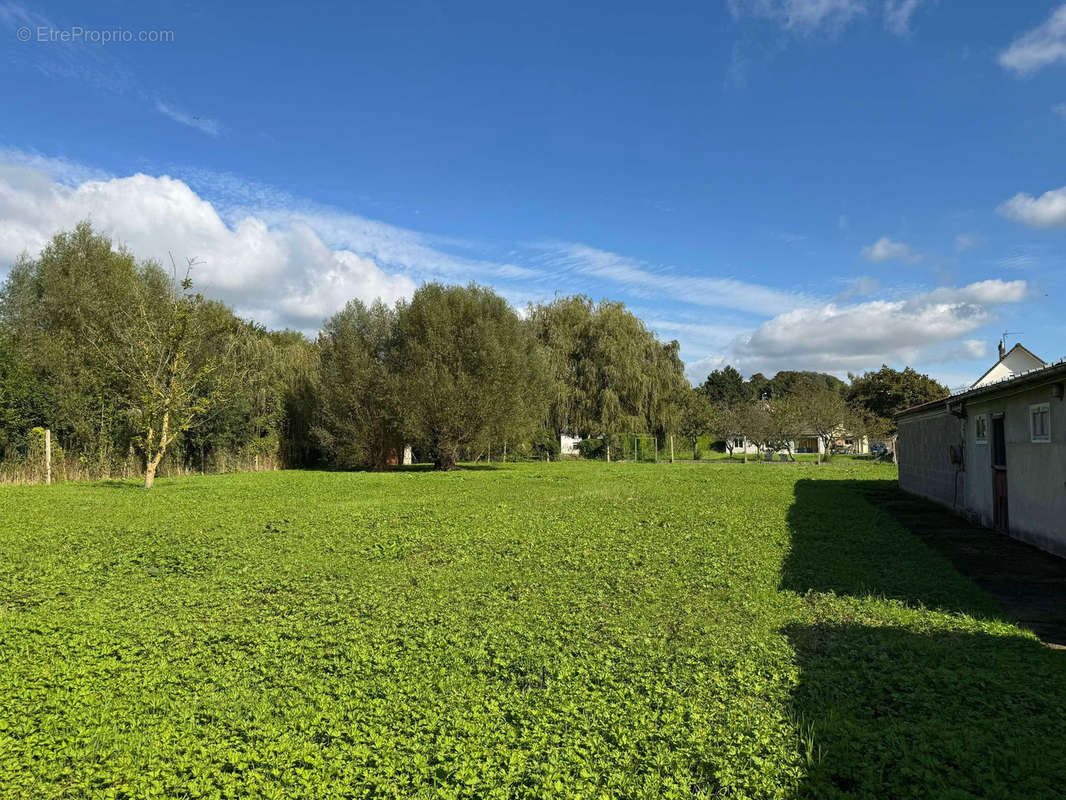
<box><xmin>973</xmin><ymin>347</ymin><xmax>1044</xmax><ymax>388</ymax></box>
<box><xmin>559</xmin><ymin>435</ymin><xmax>582</xmax><ymax>455</ymax></box>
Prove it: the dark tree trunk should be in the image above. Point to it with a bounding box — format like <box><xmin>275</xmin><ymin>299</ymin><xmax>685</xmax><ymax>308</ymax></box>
<box><xmin>435</xmin><ymin>446</ymin><xmax>458</xmax><ymax>471</ymax></box>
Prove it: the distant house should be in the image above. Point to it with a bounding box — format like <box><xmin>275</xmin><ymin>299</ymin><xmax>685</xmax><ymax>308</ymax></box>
<box><xmin>794</xmin><ymin>427</ymin><xmax>870</xmax><ymax>456</ymax></box>
<box><xmin>970</xmin><ymin>342</ymin><xmax>1045</xmax><ymax>388</ymax></box>
<box><xmin>728</xmin><ymin>428</ymin><xmax>868</xmax><ymax>458</ymax></box>
<box><xmin>896</xmin><ymin>342</ymin><xmax>1066</xmax><ymax>557</ymax></box>
<box><xmin>560</xmin><ymin>434</ymin><xmax>582</xmax><ymax>456</ymax></box>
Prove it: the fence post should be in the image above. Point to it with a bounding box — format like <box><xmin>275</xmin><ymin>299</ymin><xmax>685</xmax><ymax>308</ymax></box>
<box><xmin>45</xmin><ymin>428</ymin><xmax>52</xmax><ymax>485</ymax></box>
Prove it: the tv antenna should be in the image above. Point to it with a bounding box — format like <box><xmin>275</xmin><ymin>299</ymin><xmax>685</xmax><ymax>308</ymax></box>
<box><xmin>1001</xmin><ymin>330</ymin><xmax>1023</xmax><ymax>349</ymax></box>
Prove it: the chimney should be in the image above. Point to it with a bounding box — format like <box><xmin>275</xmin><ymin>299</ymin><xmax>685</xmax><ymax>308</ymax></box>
<box><xmin>998</xmin><ymin>339</ymin><xmax>1006</xmax><ymax>360</ymax></box>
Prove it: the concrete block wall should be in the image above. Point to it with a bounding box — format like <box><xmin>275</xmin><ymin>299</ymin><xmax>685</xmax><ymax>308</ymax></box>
<box><xmin>897</xmin><ymin>409</ymin><xmax>964</xmax><ymax>509</ymax></box>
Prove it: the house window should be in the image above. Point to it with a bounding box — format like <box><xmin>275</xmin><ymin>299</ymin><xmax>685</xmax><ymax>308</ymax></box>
<box><xmin>974</xmin><ymin>414</ymin><xmax>988</xmax><ymax>444</ymax></box>
<box><xmin>1030</xmin><ymin>403</ymin><xmax>1051</xmax><ymax>443</ymax></box>
<box><xmin>733</xmin><ymin>438</ymin><xmax>744</xmax><ymax>449</ymax></box>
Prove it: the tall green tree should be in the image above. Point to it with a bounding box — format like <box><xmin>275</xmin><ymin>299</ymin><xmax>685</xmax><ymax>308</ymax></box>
<box><xmin>0</xmin><ymin>333</ymin><xmax>37</xmax><ymax>459</ymax></box>
<box><xmin>394</xmin><ymin>283</ymin><xmax>547</xmax><ymax>470</ymax></box>
<box><xmin>847</xmin><ymin>365</ymin><xmax>948</xmax><ymax>434</ymax></box>
<box><xmin>0</xmin><ymin>222</ymin><xmax>141</xmax><ymax>464</ymax></box>
<box><xmin>699</xmin><ymin>365</ymin><xmax>748</xmax><ymax>405</ymax></box>
<box><xmin>314</xmin><ymin>300</ymin><xmax>402</xmax><ymax>470</ymax></box>
<box><xmin>747</xmin><ymin>372</ymin><xmax>772</xmax><ymax>401</ymax></box>
<box><xmin>767</xmin><ymin>370</ymin><xmax>846</xmax><ymax>398</ymax></box>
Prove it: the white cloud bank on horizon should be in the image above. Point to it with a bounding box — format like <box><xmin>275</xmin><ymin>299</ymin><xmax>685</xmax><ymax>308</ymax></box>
<box><xmin>684</xmin><ymin>279</ymin><xmax>1027</xmax><ymax>381</ymax></box>
<box><xmin>997</xmin><ymin>185</ymin><xmax>1066</xmax><ymax>229</ymax></box>
<box><xmin>998</xmin><ymin>4</ymin><xmax>1066</xmax><ymax>76</ymax></box>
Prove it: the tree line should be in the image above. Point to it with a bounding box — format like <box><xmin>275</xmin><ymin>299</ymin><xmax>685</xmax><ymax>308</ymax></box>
<box><xmin>0</xmin><ymin>224</ymin><xmax>949</xmax><ymax>485</ymax></box>
<box><xmin>681</xmin><ymin>363</ymin><xmax>947</xmax><ymax>462</ymax></box>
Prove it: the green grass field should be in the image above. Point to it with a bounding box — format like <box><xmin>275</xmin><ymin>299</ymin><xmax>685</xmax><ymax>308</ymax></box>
<box><xmin>1</xmin><ymin>461</ymin><xmax>1064</xmax><ymax>799</ymax></box>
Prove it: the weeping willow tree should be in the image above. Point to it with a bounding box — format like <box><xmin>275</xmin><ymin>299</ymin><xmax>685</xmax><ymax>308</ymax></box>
<box><xmin>529</xmin><ymin>296</ymin><xmax>688</xmax><ymax>461</ymax></box>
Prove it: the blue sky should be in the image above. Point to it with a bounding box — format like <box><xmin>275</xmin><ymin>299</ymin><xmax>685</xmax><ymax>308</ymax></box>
<box><xmin>1</xmin><ymin>0</ymin><xmax>1064</xmax><ymax>389</ymax></box>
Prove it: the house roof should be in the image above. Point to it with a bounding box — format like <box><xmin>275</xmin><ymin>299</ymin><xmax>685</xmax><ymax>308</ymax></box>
<box><xmin>969</xmin><ymin>343</ymin><xmax>1046</xmax><ymax>389</ymax></box>
<box><xmin>897</xmin><ymin>356</ymin><xmax>1066</xmax><ymax>419</ymax></box>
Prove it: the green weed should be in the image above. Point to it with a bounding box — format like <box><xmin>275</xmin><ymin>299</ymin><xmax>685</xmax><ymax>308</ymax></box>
<box><xmin>0</xmin><ymin>461</ymin><xmax>1062</xmax><ymax>799</ymax></box>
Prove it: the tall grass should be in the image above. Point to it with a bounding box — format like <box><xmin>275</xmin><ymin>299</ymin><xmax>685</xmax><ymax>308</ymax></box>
<box><xmin>0</xmin><ymin>450</ymin><xmax>281</xmax><ymax>485</ymax></box>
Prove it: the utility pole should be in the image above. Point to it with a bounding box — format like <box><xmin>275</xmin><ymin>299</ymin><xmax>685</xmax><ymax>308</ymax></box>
<box><xmin>45</xmin><ymin>428</ymin><xmax>52</xmax><ymax>485</ymax></box>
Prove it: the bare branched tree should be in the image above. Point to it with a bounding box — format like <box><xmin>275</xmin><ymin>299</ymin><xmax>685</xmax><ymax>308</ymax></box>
<box><xmin>84</xmin><ymin>257</ymin><xmax>243</xmax><ymax>487</ymax></box>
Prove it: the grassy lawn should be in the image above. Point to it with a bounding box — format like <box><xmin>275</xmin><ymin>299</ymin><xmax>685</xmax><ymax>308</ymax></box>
<box><xmin>1</xmin><ymin>461</ymin><xmax>1063</xmax><ymax>799</ymax></box>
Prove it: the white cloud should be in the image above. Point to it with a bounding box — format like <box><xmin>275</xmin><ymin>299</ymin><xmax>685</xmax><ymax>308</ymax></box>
<box><xmin>920</xmin><ymin>279</ymin><xmax>1027</xmax><ymax>305</ymax></box>
<box><xmin>727</xmin><ymin>0</ymin><xmax>867</xmax><ymax>35</ymax></box>
<box><xmin>715</xmin><ymin>279</ymin><xmax>1027</xmax><ymax>376</ymax></box>
<box><xmin>998</xmin><ymin>4</ymin><xmax>1066</xmax><ymax>76</ymax></box>
<box><xmin>884</xmin><ymin>0</ymin><xmax>930</xmax><ymax>36</ymax></box>
<box><xmin>532</xmin><ymin>242</ymin><xmax>811</xmax><ymax>315</ymax></box>
<box><xmin>861</xmin><ymin>236</ymin><xmax>921</xmax><ymax>263</ymax></box>
<box><xmin>161</xmin><ymin>166</ymin><xmax>544</xmax><ymax>286</ymax></box>
<box><xmin>996</xmin><ymin>185</ymin><xmax>1066</xmax><ymax>228</ymax></box>
<box><xmin>155</xmin><ymin>101</ymin><xmax>222</xmax><ymax>137</ymax></box>
<box><xmin>0</xmin><ymin>162</ymin><xmax>415</xmax><ymax>330</ymax></box>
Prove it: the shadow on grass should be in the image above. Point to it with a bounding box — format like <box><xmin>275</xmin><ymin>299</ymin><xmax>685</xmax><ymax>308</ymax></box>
<box><xmin>783</xmin><ymin>479</ymin><xmax>1066</xmax><ymax>797</ymax></box>
<box><xmin>787</xmin><ymin>623</ymin><xmax>1066</xmax><ymax>798</ymax></box>
<box><xmin>781</xmin><ymin>478</ymin><xmax>1005</xmax><ymax>618</ymax></box>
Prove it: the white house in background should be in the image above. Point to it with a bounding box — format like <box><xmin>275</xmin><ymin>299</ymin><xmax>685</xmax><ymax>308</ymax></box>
<box><xmin>726</xmin><ymin>429</ymin><xmax>868</xmax><ymax>458</ymax></box>
<box><xmin>897</xmin><ymin>343</ymin><xmax>1066</xmax><ymax>558</ymax></box>
<box><xmin>560</xmin><ymin>434</ymin><xmax>582</xmax><ymax>455</ymax></box>
<box><xmin>971</xmin><ymin>341</ymin><xmax>1045</xmax><ymax>388</ymax></box>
